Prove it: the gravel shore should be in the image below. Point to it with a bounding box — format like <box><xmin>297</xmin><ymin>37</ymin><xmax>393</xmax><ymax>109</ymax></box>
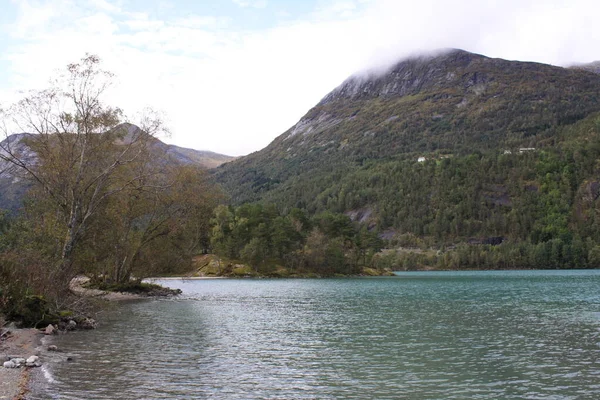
<box><xmin>1</xmin><ymin>279</ymin><xmax>138</xmax><ymax>400</ymax></box>
<box><xmin>1</xmin><ymin>277</ymin><xmax>180</xmax><ymax>399</ymax></box>
<box><xmin>0</xmin><ymin>328</ymin><xmax>41</xmax><ymax>400</ymax></box>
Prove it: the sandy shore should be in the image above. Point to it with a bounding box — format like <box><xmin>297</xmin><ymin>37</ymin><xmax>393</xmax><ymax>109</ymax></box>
<box><xmin>0</xmin><ymin>328</ymin><xmax>42</xmax><ymax>400</ymax></box>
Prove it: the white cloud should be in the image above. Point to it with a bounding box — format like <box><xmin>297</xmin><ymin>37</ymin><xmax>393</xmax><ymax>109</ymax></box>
<box><xmin>7</xmin><ymin>0</ymin><xmax>72</xmax><ymax>39</ymax></box>
<box><xmin>87</xmin><ymin>0</ymin><xmax>121</xmax><ymax>13</ymax></box>
<box><xmin>232</xmin><ymin>0</ymin><xmax>268</xmax><ymax>9</ymax></box>
<box><xmin>175</xmin><ymin>15</ymin><xmax>232</xmax><ymax>29</ymax></box>
<box><xmin>1</xmin><ymin>0</ymin><xmax>599</xmax><ymax>156</ymax></box>
<box><xmin>313</xmin><ymin>0</ymin><xmax>359</xmax><ymax>19</ymax></box>
<box><xmin>123</xmin><ymin>14</ymin><xmax>165</xmax><ymax>31</ymax></box>
<box><xmin>355</xmin><ymin>0</ymin><xmax>600</xmax><ymax>69</ymax></box>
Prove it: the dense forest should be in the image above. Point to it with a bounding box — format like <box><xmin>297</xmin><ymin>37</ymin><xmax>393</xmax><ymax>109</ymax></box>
<box><xmin>209</xmin><ymin>204</ymin><xmax>383</xmax><ymax>276</ymax></box>
<box><xmin>213</xmin><ymin>50</ymin><xmax>600</xmax><ymax>271</ymax></box>
<box><xmin>216</xmin><ymin>112</ymin><xmax>600</xmax><ymax>270</ymax></box>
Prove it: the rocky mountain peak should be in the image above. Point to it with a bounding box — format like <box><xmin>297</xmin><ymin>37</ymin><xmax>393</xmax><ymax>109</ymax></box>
<box><xmin>318</xmin><ymin>49</ymin><xmax>492</xmax><ymax>105</ymax></box>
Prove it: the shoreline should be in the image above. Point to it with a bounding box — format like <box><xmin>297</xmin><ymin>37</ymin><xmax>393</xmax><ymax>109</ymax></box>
<box><xmin>147</xmin><ymin>276</ymin><xmax>227</xmax><ymax>280</ymax></box>
<box><xmin>2</xmin><ymin>276</ymin><xmax>187</xmax><ymax>399</ymax></box>
<box><xmin>70</xmin><ymin>276</ymin><xmax>173</xmax><ymax>301</ymax></box>
<box><xmin>0</xmin><ymin>327</ymin><xmax>43</xmax><ymax>400</ymax></box>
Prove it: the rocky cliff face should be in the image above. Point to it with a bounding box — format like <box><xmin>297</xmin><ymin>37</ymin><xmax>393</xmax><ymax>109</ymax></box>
<box><xmin>319</xmin><ymin>49</ymin><xmax>493</xmax><ymax>104</ymax></box>
<box><xmin>268</xmin><ymin>49</ymin><xmax>598</xmax><ymax>166</ymax></box>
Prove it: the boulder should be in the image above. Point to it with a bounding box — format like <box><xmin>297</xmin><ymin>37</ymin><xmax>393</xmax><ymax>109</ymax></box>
<box><xmin>67</xmin><ymin>320</ymin><xmax>77</xmax><ymax>330</ymax></box>
<box><xmin>26</xmin><ymin>361</ymin><xmax>42</xmax><ymax>367</ymax></box>
<box><xmin>58</xmin><ymin>318</ymin><xmax>78</xmax><ymax>331</ymax></box>
<box><xmin>78</xmin><ymin>318</ymin><xmax>97</xmax><ymax>330</ymax></box>
<box><xmin>3</xmin><ymin>360</ymin><xmax>16</xmax><ymax>368</ymax></box>
<box><xmin>48</xmin><ymin>345</ymin><xmax>58</xmax><ymax>351</ymax></box>
<box><xmin>11</xmin><ymin>357</ymin><xmax>25</xmax><ymax>367</ymax></box>
<box><xmin>26</xmin><ymin>356</ymin><xmax>39</xmax><ymax>364</ymax></box>
<box><xmin>25</xmin><ymin>356</ymin><xmax>41</xmax><ymax>368</ymax></box>
<box><xmin>44</xmin><ymin>324</ymin><xmax>56</xmax><ymax>335</ymax></box>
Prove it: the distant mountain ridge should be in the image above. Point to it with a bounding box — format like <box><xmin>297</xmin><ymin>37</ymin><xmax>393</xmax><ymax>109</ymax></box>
<box><xmin>0</xmin><ymin>125</ymin><xmax>234</xmax><ymax>211</ymax></box>
<box><xmin>163</xmin><ymin>144</ymin><xmax>235</xmax><ymax>169</ymax></box>
<box><xmin>114</xmin><ymin>123</ymin><xmax>236</xmax><ymax>169</ymax></box>
<box><xmin>0</xmin><ymin>133</ymin><xmax>36</xmax><ymax>212</ymax></box>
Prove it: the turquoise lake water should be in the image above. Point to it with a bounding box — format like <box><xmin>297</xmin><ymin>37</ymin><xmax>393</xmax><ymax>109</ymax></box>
<box><xmin>34</xmin><ymin>270</ymin><xmax>600</xmax><ymax>399</ymax></box>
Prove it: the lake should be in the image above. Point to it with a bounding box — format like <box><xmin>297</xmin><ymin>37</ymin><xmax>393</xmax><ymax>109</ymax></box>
<box><xmin>33</xmin><ymin>271</ymin><xmax>600</xmax><ymax>399</ymax></box>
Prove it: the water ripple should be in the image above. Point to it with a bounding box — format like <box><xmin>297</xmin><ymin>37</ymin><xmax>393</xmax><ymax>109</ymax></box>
<box><xmin>31</xmin><ymin>271</ymin><xmax>600</xmax><ymax>399</ymax></box>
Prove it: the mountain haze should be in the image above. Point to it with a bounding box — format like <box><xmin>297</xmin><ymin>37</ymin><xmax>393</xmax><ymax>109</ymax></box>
<box><xmin>571</xmin><ymin>61</ymin><xmax>600</xmax><ymax>74</ymax></box>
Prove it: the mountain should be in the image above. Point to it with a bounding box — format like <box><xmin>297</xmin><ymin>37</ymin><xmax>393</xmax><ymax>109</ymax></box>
<box><xmin>0</xmin><ymin>134</ymin><xmax>37</xmax><ymax>212</ymax></box>
<box><xmin>0</xmin><ymin>126</ymin><xmax>234</xmax><ymax>212</ymax></box>
<box><xmin>164</xmin><ymin>145</ymin><xmax>235</xmax><ymax>169</ymax></box>
<box><xmin>216</xmin><ymin>49</ymin><xmax>600</xmax><ymax>202</ymax></box>
<box><xmin>115</xmin><ymin>123</ymin><xmax>236</xmax><ymax>169</ymax></box>
<box><xmin>214</xmin><ymin>49</ymin><xmax>600</xmax><ymax>249</ymax></box>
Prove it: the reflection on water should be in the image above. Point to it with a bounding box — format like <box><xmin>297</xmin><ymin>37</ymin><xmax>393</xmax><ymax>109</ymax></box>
<box><xmin>33</xmin><ymin>271</ymin><xmax>600</xmax><ymax>399</ymax></box>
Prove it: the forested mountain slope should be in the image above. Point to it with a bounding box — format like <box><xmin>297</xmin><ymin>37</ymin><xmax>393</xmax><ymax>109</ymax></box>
<box><xmin>216</xmin><ymin>49</ymin><xmax>600</xmax><ymax>204</ymax></box>
<box><xmin>214</xmin><ymin>49</ymin><xmax>600</xmax><ymax>262</ymax></box>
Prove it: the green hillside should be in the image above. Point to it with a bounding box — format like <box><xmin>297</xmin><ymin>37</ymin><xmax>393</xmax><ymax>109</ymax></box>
<box><xmin>214</xmin><ymin>49</ymin><xmax>600</xmax><ymax>269</ymax></box>
<box><xmin>216</xmin><ymin>50</ymin><xmax>600</xmax><ymax>202</ymax></box>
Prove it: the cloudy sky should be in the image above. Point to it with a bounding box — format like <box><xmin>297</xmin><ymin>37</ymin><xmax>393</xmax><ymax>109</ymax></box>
<box><xmin>0</xmin><ymin>0</ymin><xmax>598</xmax><ymax>156</ymax></box>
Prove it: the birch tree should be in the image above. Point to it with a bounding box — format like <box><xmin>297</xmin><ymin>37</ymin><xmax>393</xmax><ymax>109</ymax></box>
<box><xmin>0</xmin><ymin>55</ymin><xmax>166</xmax><ymax>291</ymax></box>
<box><xmin>89</xmin><ymin>163</ymin><xmax>223</xmax><ymax>283</ymax></box>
